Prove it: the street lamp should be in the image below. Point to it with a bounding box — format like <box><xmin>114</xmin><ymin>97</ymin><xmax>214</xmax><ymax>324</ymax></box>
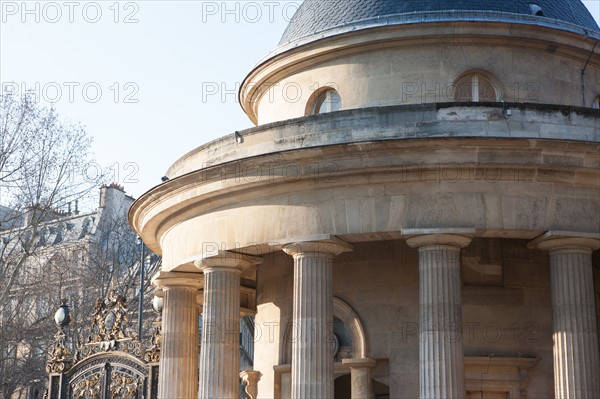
<box><xmin>54</xmin><ymin>298</ymin><xmax>70</xmax><ymax>328</ymax></box>
<box><xmin>152</xmin><ymin>295</ymin><xmax>163</xmax><ymax>313</ymax></box>
<box><xmin>137</xmin><ymin>236</ymin><xmax>146</xmax><ymax>340</ymax></box>
<box><xmin>47</xmin><ymin>299</ymin><xmax>72</xmax><ymax>373</ymax></box>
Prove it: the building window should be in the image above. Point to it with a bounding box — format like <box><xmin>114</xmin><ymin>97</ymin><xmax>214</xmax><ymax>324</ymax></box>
<box><xmin>308</xmin><ymin>88</ymin><xmax>341</xmax><ymax>115</ymax></box>
<box><xmin>454</xmin><ymin>72</ymin><xmax>499</xmax><ymax>102</ymax></box>
<box><xmin>593</xmin><ymin>95</ymin><xmax>600</xmax><ymax>109</ymax></box>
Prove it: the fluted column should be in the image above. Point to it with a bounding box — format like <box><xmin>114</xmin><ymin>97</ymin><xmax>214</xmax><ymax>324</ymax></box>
<box><xmin>342</xmin><ymin>358</ymin><xmax>377</xmax><ymax>399</ymax></box>
<box><xmin>283</xmin><ymin>238</ymin><xmax>352</xmax><ymax>399</ymax></box>
<box><xmin>152</xmin><ymin>271</ymin><xmax>203</xmax><ymax>399</ymax></box>
<box><xmin>195</xmin><ymin>252</ymin><xmax>261</xmax><ymax>399</ymax></box>
<box><xmin>406</xmin><ymin>233</ymin><xmax>471</xmax><ymax>399</ymax></box>
<box><xmin>533</xmin><ymin>233</ymin><xmax>600</xmax><ymax>399</ymax></box>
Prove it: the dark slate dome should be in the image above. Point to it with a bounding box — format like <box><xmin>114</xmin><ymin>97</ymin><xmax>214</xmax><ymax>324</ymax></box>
<box><xmin>279</xmin><ymin>0</ymin><xmax>600</xmax><ymax>45</ymax></box>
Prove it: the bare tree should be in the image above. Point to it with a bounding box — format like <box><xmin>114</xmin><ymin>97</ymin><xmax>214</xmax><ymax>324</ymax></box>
<box><xmin>0</xmin><ymin>92</ymin><xmax>103</xmax><ymax>399</ymax></box>
<box><xmin>68</xmin><ymin>209</ymin><xmax>161</xmax><ymax>349</ymax></box>
<box><xmin>1</xmin><ymin>92</ymin><xmax>102</xmax><ymax>305</ymax></box>
<box><xmin>0</xmin><ymin>94</ymin><xmax>161</xmax><ymax>399</ymax></box>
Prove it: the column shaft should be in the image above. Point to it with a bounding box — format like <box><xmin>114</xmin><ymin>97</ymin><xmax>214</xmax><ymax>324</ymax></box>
<box><xmin>350</xmin><ymin>367</ymin><xmax>372</xmax><ymax>399</ymax></box>
<box><xmin>418</xmin><ymin>245</ymin><xmax>465</xmax><ymax>399</ymax></box>
<box><xmin>159</xmin><ymin>285</ymin><xmax>200</xmax><ymax>399</ymax></box>
<box><xmin>342</xmin><ymin>358</ymin><xmax>376</xmax><ymax>399</ymax></box>
<box><xmin>291</xmin><ymin>251</ymin><xmax>334</xmax><ymax>399</ymax></box>
<box><xmin>550</xmin><ymin>248</ymin><xmax>600</xmax><ymax>399</ymax></box>
<box><xmin>198</xmin><ymin>266</ymin><xmax>241</xmax><ymax>399</ymax></box>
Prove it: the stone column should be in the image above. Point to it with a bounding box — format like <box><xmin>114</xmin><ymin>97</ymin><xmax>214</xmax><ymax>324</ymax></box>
<box><xmin>283</xmin><ymin>238</ymin><xmax>352</xmax><ymax>399</ymax></box>
<box><xmin>342</xmin><ymin>358</ymin><xmax>377</xmax><ymax>399</ymax></box>
<box><xmin>195</xmin><ymin>252</ymin><xmax>261</xmax><ymax>399</ymax></box>
<box><xmin>533</xmin><ymin>233</ymin><xmax>600</xmax><ymax>399</ymax></box>
<box><xmin>152</xmin><ymin>271</ymin><xmax>203</xmax><ymax>399</ymax></box>
<box><xmin>240</xmin><ymin>370</ymin><xmax>262</xmax><ymax>399</ymax></box>
<box><xmin>406</xmin><ymin>233</ymin><xmax>471</xmax><ymax>399</ymax></box>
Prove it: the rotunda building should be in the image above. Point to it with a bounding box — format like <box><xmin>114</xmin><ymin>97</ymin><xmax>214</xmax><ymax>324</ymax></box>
<box><xmin>130</xmin><ymin>1</ymin><xmax>600</xmax><ymax>398</ymax></box>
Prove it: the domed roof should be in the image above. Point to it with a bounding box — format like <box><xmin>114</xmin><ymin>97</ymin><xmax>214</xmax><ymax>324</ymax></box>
<box><xmin>279</xmin><ymin>0</ymin><xmax>600</xmax><ymax>45</ymax></box>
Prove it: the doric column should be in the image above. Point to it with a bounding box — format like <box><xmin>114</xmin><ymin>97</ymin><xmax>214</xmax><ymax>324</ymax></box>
<box><xmin>406</xmin><ymin>233</ymin><xmax>471</xmax><ymax>399</ymax></box>
<box><xmin>283</xmin><ymin>238</ymin><xmax>352</xmax><ymax>399</ymax></box>
<box><xmin>152</xmin><ymin>271</ymin><xmax>203</xmax><ymax>399</ymax></box>
<box><xmin>240</xmin><ymin>370</ymin><xmax>262</xmax><ymax>399</ymax></box>
<box><xmin>532</xmin><ymin>232</ymin><xmax>600</xmax><ymax>399</ymax></box>
<box><xmin>342</xmin><ymin>358</ymin><xmax>377</xmax><ymax>399</ymax></box>
<box><xmin>195</xmin><ymin>252</ymin><xmax>261</xmax><ymax>399</ymax></box>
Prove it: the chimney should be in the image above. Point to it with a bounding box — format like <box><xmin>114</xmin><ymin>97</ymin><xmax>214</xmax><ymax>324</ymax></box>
<box><xmin>99</xmin><ymin>183</ymin><xmax>126</xmax><ymax>209</ymax></box>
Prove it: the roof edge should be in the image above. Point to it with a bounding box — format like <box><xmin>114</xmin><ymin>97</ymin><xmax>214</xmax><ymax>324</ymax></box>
<box><xmin>269</xmin><ymin>10</ymin><xmax>600</xmax><ymax>63</ymax></box>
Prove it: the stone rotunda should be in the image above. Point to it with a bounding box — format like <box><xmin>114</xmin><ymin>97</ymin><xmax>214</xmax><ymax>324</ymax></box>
<box><xmin>130</xmin><ymin>0</ymin><xmax>600</xmax><ymax>398</ymax></box>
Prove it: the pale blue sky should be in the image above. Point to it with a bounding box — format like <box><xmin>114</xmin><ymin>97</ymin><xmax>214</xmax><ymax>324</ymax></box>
<box><xmin>1</xmin><ymin>1</ymin><xmax>599</xmax><ymax>202</ymax></box>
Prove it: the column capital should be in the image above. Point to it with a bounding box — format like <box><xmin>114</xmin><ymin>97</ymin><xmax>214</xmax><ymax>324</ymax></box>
<box><xmin>404</xmin><ymin>230</ymin><xmax>473</xmax><ymax>249</ymax></box>
<box><xmin>151</xmin><ymin>271</ymin><xmax>203</xmax><ymax>290</ymax></box>
<box><xmin>529</xmin><ymin>231</ymin><xmax>600</xmax><ymax>253</ymax></box>
<box><xmin>194</xmin><ymin>251</ymin><xmax>262</xmax><ymax>272</ymax></box>
<box><xmin>282</xmin><ymin>236</ymin><xmax>353</xmax><ymax>257</ymax></box>
<box><xmin>342</xmin><ymin>358</ymin><xmax>377</xmax><ymax>369</ymax></box>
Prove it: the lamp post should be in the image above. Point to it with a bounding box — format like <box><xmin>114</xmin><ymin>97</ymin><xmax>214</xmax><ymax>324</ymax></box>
<box><xmin>54</xmin><ymin>298</ymin><xmax>70</xmax><ymax>328</ymax></box>
<box><xmin>137</xmin><ymin>236</ymin><xmax>146</xmax><ymax>340</ymax></box>
<box><xmin>47</xmin><ymin>299</ymin><xmax>72</xmax><ymax>374</ymax></box>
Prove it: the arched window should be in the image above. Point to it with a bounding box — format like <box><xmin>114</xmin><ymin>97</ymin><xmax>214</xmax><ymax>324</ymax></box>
<box><xmin>308</xmin><ymin>88</ymin><xmax>341</xmax><ymax>115</ymax></box>
<box><xmin>454</xmin><ymin>72</ymin><xmax>499</xmax><ymax>102</ymax></box>
<box><xmin>593</xmin><ymin>95</ymin><xmax>600</xmax><ymax>109</ymax></box>
<box><xmin>281</xmin><ymin>297</ymin><xmax>367</xmax><ymax>364</ymax></box>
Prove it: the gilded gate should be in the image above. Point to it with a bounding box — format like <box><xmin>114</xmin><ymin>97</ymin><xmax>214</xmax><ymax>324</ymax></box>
<box><xmin>45</xmin><ymin>291</ymin><xmax>161</xmax><ymax>399</ymax></box>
